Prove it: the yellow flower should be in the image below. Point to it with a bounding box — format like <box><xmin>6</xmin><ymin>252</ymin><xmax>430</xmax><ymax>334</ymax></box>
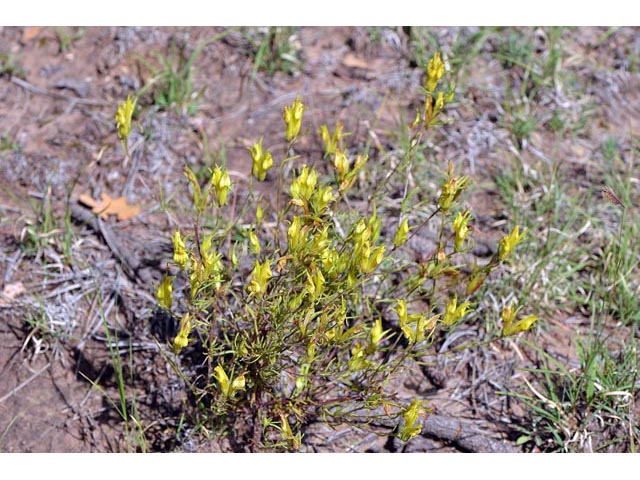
<box><xmin>173</xmin><ymin>313</ymin><xmax>192</xmax><ymax>353</ymax></box>
<box><xmin>211</xmin><ymin>164</ymin><xmax>231</xmax><ymax>206</ymax></box>
<box><xmin>367</xmin><ymin>208</ymin><xmax>382</xmax><ymax>243</ymax></box>
<box><xmin>503</xmin><ymin>315</ymin><xmax>538</xmax><ymax>337</ymax></box>
<box><xmin>394</xmin><ymin>300</ymin><xmax>437</xmax><ymax>343</ymax></box>
<box><xmin>232</xmin><ymin>373</ymin><xmax>246</xmax><ymax>392</ymax></box>
<box><xmin>319</xmin><ymin>122</ymin><xmax>344</xmax><ymax>156</ymax></box>
<box><xmin>367</xmin><ymin>318</ymin><xmax>387</xmax><ymax>354</ymax></box>
<box><xmin>189</xmin><ymin>234</ymin><xmax>224</xmax><ymax>295</ymax></box>
<box><xmin>500</xmin><ymin>303</ymin><xmax>538</xmax><ymax>336</ymax></box>
<box><xmin>283</xmin><ymin>96</ymin><xmax>305</xmax><ymax>142</ymax></box>
<box><xmin>310</xmin><ymin>184</ymin><xmax>334</xmax><ymax>214</ymax></box>
<box><xmin>438</xmin><ymin>163</ymin><xmax>469</xmax><ymax>211</ymax></box>
<box><xmin>172</xmin><ymin>230</ymin><xmax>188</xmax><ymax>270</ymax></box>
<box><xmin>214</xmin><ymin>364</ymin><xmax>246</xmax><ymax>398</ymax></box>
<box><xmin>416</xmin><ymin>314</ymin><xmax>438</xmax><ymax>343</ymax></box>
<box><xmin>452</xmin><ymin>210</ymin><xmax>471</xmax><ymax>252</ymax></box>
<box><xmin>370</xmin><ymin>318</ymin><xmax>384</xmax><ymax>346</ymax></box>
<box><xmin>411</xmin><ymin>108</ymin><xmax>421</xmax><ymax>128</ymax></box>
<box><xmin>354</xmin><ymin>217</ymin><xmax>384</xmax><ymax>274</ymax></box>
<box><xmin>247</xmin><ymin>260</ymin><xmax>272</xmax><ymax>297</ymax></box>
<box><xmin>442</xmin><ymin>295</ymin><xmax>473</xmax><ymax>326</ymax></box>
<box><xmin>353</xmin><ymin>218</ymin><xmax>370</xmax><ymax>246</ymax></box>
<box><xmin>290</xmin><ymin>165</ymin><xmax>317</xmax><ymax>205</ymax></box>
<box><xmin>184</xmin><ymin>165</ymin><xmax>206</xmax><ymax>212</ymax></box>
<box><xmin>115</xmin><ymin>95</ymin><xmax>136</xmax><ymax>155</ymax></box>
<box><xmin>200</xmin><ymin>234</ymin><xmax>213</xmax><ymax>266</ymax></box>
<box><xmin>189</xmin><ymin>253</ymin><xmax>204</xmax><ymax>297</ymax></box>
<box><xmin>393</xmin><ymin>218</ymin><xmax>411</xmax><ymax>247</ymax></box>
<box><xmin>445</xmin><ymin>84</ymin><xmax>455</xmax><ymax>103</ymax></box>
<box><xmin>498</xmin><ymin>225</ymin><xmax>526</xmax><ymax>261</ymax></box>
<box><xmin>279</xmin><ymin>413</ymin><xmax>301</xmax><ymax>450</ymax></box>
<box><xmin>399</xmin><ymin>399</ymin><xmax>424</xmax><ymax>442</ymax></box>
<box><xmin>348</xmin><ymin>343</ymin><xmax>374</xmax><ymax>371</ymax></box>
<box><xmin>255</xmin><ymin>201</ymin><xmax>263</xmax><ymax>225</ymax></box>
<box><xmin>500</xmin><ymin>303</ymin><xmax>517</xmax><ymax>325</ymax></box>
<box><xmin>333</xmin><ymin>149</ymin><xmax>350</xmax><ymax>179</ymax></box>
<box><xmin>311</xmin><ymin>226</ymin><xmax>330</xmax><ymax>255</ymax></box>
<box><xmin>426</xmin><ymin>52</ymin><xmax>445</xmax><ymax>93</ymax></box>
<box><xmin>399</xmin><ymin>316</ymin><xmax>416</xmax><ymax>343</ymax></box>
<box><xmin>230</xmin><ymin>243</ymin><xmax>239</xmax><ymax>268</ymax></box>
<box><xmin>200</xmin><ymin>235</ymin><xmax>224</xmax><ymax>290</ymax></box>
<box><xmin>321</xmin><ymin>247</ymin><xmax>340</xmax><ymax>276</ymax></box>
<box><xmin>287</xmin><ymin>216</ymin><xmax>307</xmax><ymax>253</ymax></box>
<box><xmin>337</xmin><ymin>153</ymin><xmax>367</xmax><ymax>192</ymax></box>
<box><xmin>248</xmin><ymin>138</ymin><xmax>274</xmax><ymax>181</ymax></box>
<box><xmin>305</xmin><ymin>266</ymin><xmax>325</xmax><ymax>300</ymax></box>
<box><xmin>356</xmin><ymin>240</ymin><xmax>371</xmax><ymax>272</ymax></box>
<box><xmin>365</xmin><ymin>245</ymin><xmax>385</xmax><ymax>273</ymax></box>
<box><xmin>156</xmin><ymin>274</ymin><xmax>173</xmax><ymax>311</ymax></box>
<box><xmin>249</xmin><ymin>229</ymin><xmax>261</xmax><ymax>255</ymax></box>
<box><xmin>394</xmin><ymin>299</ymin><xmax>408</xmax><ymax>324</ymax></box>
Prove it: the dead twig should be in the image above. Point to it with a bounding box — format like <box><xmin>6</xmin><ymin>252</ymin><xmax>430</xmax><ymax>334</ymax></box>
<box><xmin>420</xmin><ymin>414</ymin><xmax>516</xmax><ymax>453</ymax></box>
<box><xmin>70</xmin><ymin>203</ymin><xmax>141</xmax><ymax>283</ymax></box>
<box><xmin>0</xmin><ymin>362</ymin><xmax>51</xmax><ymax>403</ymax></box>
<box><xmin>347</xmin><ymin>405</ymin><xmax>517</xmax><ymax>452</ymax></box>
<box><xmin>8</xmin><ymin>76</ymin><xmax>109</xmax><ymax>107</ymax></box>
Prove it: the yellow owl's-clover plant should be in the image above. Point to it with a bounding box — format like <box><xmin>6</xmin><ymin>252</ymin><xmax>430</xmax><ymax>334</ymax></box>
<box><xmin>151</xmin><ymin>52</ymin><xmax>533</xmax><ymax>450</ymax></box>
<box><xmin>283</xmin><ymin>95</ymin><xmax>304</xmax><ymax>142</ymax></box>
<box><xmin>115</xmin><ymin>95</ymin><xmax>136</xmax><ymax>158</ymax></box>
<box><xmin>501</xmin><ymin>302</ymin><xmax>538</xmax><ymax>337</ymax></box>
<box><xmin>248</xmin><ymin>137</ymin><xmax>274</xmax><ymax>181</ymax></box>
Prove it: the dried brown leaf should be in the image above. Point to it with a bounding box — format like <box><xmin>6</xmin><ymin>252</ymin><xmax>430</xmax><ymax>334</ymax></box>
<box><xmin>78</xmin><ymin>193</ymin><xmax>141</xmax><ymax>221</ymax></box>
<box><xmin>342</xmin><ymin>53</ymin><xmax>370</xmax><ymax>70</ymax></box>
<box><xmin>23</xmin><ymin>27</ymin><xmax>42</xmax><ymax>42</ymax></box>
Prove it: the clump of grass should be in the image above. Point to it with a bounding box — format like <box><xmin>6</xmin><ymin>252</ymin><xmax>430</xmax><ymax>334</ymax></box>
<box><xmin>512</xmin><ymin>333</ymin><xmax>639</xmax><ymax>452</ymax></box>
<box><xmin>0</xmin><ymin>131</ymin><xmax>20</xmax><ymax>152</ymax></box>
<box><xmin>137</xmin><ymin>28</ymin><xmax>238</xmax><ymax>115</ymax></box>
<box><xmin>598</xmin><ymin>141</ymin><xmax>640</xmax><ymax>326</ymax></box>
<box><xmin>13</xmin><ymin>181</ymin><xmax>76</xmax><ymax>268</ymax></box>
<box><xmin>19</xmin><ymin>186</ymin><xmax>57</xmax><ymax>260</ymax></box>
<box><xmin>243</xmin><ymin>27</ymin><xmax>302</xmax><ymax>77</ymax></box>
<box><xmin>77</xmin><ymin>284</ymin><xmax>148</xmax><ymax>452</ymax></box>
<box><xmin>54</xmin><ymin>27</ymin><xmax>85</xmax><ymax>54</ymax></box>
<box><xmin>0</xmin><ymin>51</ymin><xmax>26</xmax><ymax>78</ymax></box>
<box><xmin>497</xmin><ymin>27</ymin><xmax>534</xmax><ymax>71</ymax></box>
<box><xmin>493</xmin><ymin>133</ymin><xmax>640</xmax><ymax>451</ymax></box>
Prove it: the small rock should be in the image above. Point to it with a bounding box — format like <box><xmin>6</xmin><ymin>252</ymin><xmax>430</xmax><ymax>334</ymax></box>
<box><xmin>117</xmin><ymin>75</ymin><xmax>140</xmax><ymax>91</ymax></box>
<box><xmin>472</xmin><ymin>240</ymin><xmax>496</xmax><ymax>258</ymax></box>
<box><xmin>53</xmin><ymin>78</ymin><xmax>90</xmax><ymax>97</ymax></box>
<box><xmin>40</xmin><ymin>64</ymin><xmax>64</xmax><ymax>78</ymax></box>
<box><xmin>402</xmin><ymin>436</ymin><xmax>441</xmax><ymax>452</ymax></box>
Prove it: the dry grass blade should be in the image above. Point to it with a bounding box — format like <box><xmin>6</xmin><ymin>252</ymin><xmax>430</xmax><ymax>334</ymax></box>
<box><xmin>0</xmin><ymin>363</ymin><xmax>51</xmax><ymax>403</ymax></box>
